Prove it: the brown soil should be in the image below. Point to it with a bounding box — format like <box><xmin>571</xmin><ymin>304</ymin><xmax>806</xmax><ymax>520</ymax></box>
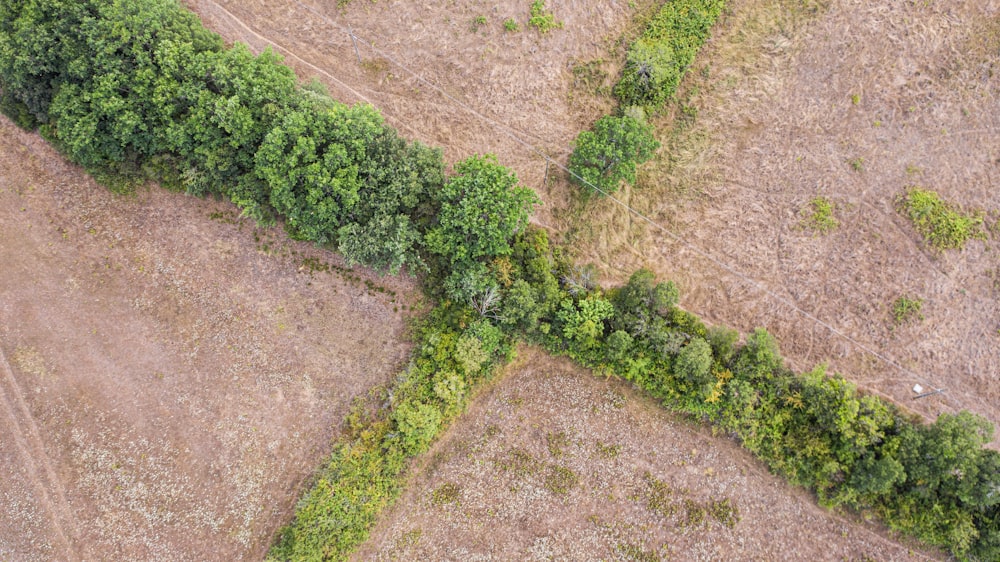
<box><xmin>358</xmin><ymin>346</ymin><xmax>945</xmax><ymax>561</ymax></box>
<box><xmin>0</xmin><ymin>118</ymin><xmax>417</xmax><ymax>561</ymax></box>
<box><xmin>182</xmin><ymin>0</ymin><xmax>1000</xmax><ymax>440</ymax></box>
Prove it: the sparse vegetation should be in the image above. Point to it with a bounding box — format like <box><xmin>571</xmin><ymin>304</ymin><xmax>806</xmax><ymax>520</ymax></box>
<box><xmin>802</xmin><ymin>196</ymin><xmax>839</xmax><ymax>234</ymax></box>
<box><xmin>898</xmin><ymin>187</ymin><xmax>985</xmax><ymax>250</ymax></box>
<box><xmin>546</xmin><ymin>431</ymin><xmax>571</xmax><ymax>457</ymax></box>
<box><xmin>470</xmin><ymin>15</ymin><xmax>487</xmax><ymax>32</ymax></box>
<box><xmin>891</xmin><ymin>295</ymin><xmax>924</xmax><ymax>325</ymax></box>
<box><xmin>528</xmin><ymin>0</ymin><xmax>563</xmax><ymax>34</ymax></box>
<box><xmin>503</xmin><ymin>18</ymin><xmax>520</xmax><ymax>32</ymax></box>
<box><xmin>431</xmin><ymin>482</ymin><xmax>461</xmax><ymax>506</ymax></box>
<box><xmin>544</xmin><ymin>464</ymin><xmax>579</xmax><ymax>495</ymax></box>
<box><xmin>595</xmin><ymin>440</ymin><xmax>622</xmax><ymax>459</ymax></box>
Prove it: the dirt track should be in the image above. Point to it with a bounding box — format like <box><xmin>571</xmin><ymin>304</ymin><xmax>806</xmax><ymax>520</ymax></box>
<box><xmin>0</xmin><ymin>118</ymin><xmax>416</xmax><ymax>560</ymax></box>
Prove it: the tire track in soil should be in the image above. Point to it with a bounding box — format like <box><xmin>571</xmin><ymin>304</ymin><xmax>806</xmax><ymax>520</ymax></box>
<box><xmin>0</xmin><ymin>345</ymin><xmax>80</xmax><ymax>561</ymax></box>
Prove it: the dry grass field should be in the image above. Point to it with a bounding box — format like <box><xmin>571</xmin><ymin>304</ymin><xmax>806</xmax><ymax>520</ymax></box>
<box><xmin>3</xmin><ymin>0</ymin><xmax>996</xmax><ymax>558</ymax></box>
<box><xmin>0</xmin><ymin>118</ymin><xmax>417</xmax><ymax>560</ymax></box>
<box><xmin>358</xmin><ymin>347</ymin><xmax>944</xmax><ymax>561</ymax></box>
<box><xmin>576</xmin><ymin>0</ymin><xmax>1000</xmax><ymax>441</ymax></box>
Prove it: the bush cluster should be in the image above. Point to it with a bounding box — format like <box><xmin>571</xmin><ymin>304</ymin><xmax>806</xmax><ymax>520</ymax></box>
<box><xmin>898</xmin><ymin>187</ymin><xmax>985</xmax><ymax>251</ymax></box>
<box><xmin>0</xmin><ymin>0</ymin><xmax>535</xmax><ymax>286</ymax></box>
<box><xmin>567</xmin><ymin>0</ymin><xmax>725</xmax><ymax>197</ymax></box>
<box><xmin>3</xmin><ymin>2</ymin><xmax>997</xmax><ymax>561</ymax></box>
<box><xmin>614</xmin><ymin>0</ymin><xmax>725</xmax><ymax>112</ymax></box>
<box><xmin>495</xmin><ymin>228</ymin><xmax>999</xmax><ymax>561</ymax></box>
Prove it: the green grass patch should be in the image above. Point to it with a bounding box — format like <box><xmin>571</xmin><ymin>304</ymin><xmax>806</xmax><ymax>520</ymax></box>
<box><xmin>801</xmin><ymin>196</ymin><xmax>838</xmax><ymax>234</ymax></box>
<box><xmin>528</xmin><ymin>0</ymin><xmax>563</xmax><ymax>33</ymax></box>
<box><xmin>897</xmin><ymin>187</ymin><xmax>985</xmax><ymax>250</ymax></box>
<box><xmin>891</xmin><ymin>296</ymin><xmax>923</xmax><ymax>325</ymax></box>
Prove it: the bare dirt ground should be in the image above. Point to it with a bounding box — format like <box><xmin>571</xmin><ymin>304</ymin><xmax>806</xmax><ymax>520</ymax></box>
<box><xmin>182</xmin><ymin>0</ymin><xmax>1000</xmax><ymax>437</ymax></box>
<box><xmin>358</xmin><ymin>346</ymin><xmax>944</xmax><ymax>561</ymax></box>
<box><xmin>0</xmin><ymin>117</ymin><xmax>417</xmax><ymax>561</ymax></box>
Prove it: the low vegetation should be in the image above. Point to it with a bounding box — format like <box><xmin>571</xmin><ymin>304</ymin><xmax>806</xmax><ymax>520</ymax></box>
<box><xmin>802</xmin><ymin>196</ymin><xmax>839</xmax><ymax>234</ymax></box>
<box><xmin>891</xmin><ymin>295</ymin><xmax>924</xmax><ymax>326</ymax></box>
<box><xmin>614</xmin><ymin>0</ymin><xmax>726</xmax><ymax>113</ymax></box>
<box><xmin>898</xmin><ymin>187</ymin><xmax>985</xmax><ymax>251</ymax></box>
<box><xmin>2</xmin><ymin>1</ymin><xmax>998</xmax><ymax>561</ymax></box>
<box><xmin>528</xmin><ymin>0</ymin><xmax>563</xmax><ymax>34</ymax></box>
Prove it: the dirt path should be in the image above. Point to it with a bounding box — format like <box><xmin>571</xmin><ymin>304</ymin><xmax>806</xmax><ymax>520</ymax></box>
<box><xmin>0</xmin><ymin>347</ymin><xmax>78</xmax><ymax>561</ymax></box>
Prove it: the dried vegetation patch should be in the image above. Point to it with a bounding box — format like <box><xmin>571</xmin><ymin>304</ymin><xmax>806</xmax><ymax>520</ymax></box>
<box><xmin>0</xmin><ymin>118</ymin><xmax>415</xmax><ymax>560</ymax></box>
<box><xmin>358</xmin><ymin>348</ymin><xmax>942</xmax><ymax>561</ymax></box>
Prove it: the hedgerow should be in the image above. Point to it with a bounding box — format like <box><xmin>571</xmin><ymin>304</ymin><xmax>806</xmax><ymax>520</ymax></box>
<box><xmin>614</xmin><ymin>0</ymin><xmax>725</xmax><ymax>112</ymax></box>
<box><xmin>566</xmin><ymin>0</ymin><xmax>723</xmax><ymax>197</ymax></box>
<box><xmin>2</xmin><ymin>1</ymin><xmax>997</xmax><ymax>561</ymax></box>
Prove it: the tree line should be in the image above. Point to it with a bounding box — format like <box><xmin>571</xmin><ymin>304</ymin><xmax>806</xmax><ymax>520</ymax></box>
<box><xmin>2</xmin><ymin>1</ymin><xmax>997</xmax><ymax>560</ymax></box>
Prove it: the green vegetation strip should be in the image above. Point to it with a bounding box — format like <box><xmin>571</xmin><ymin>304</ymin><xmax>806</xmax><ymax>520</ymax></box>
<box><xmin>614</xmin><ymin>0</ymin><xmax>725</xmax><ymax>111</ymax></box>
<box><xmin>2</xmin><ymin>1</ymin><xmax>998</xmax><ymax>561</ymax></box>
<box><xmin>568</xmin><ymin>0</ymin><xmax>723</xmax><ymax>196</ymax></box>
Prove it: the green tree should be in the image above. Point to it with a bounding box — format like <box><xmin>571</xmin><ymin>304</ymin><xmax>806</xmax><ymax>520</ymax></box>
<box><xmin>610</xmin><ymin>268</ymin><xmax>678</xmax><ymax>336</ymax></box>
<box><xmin>336</xmin><ymin>131</ymin><xmax>444</xmax><ymax>274</ymax></box>
<box><xmin>426</xmin><ymin>154</ymin><xmax>539</xmax><ymax>300</ymax></box>
<box><xmin>0</xmin><ymin>0</ymin><xmax>92</xmax><ymax>126</ymax></box>
<box><xmin>732</xmin><ymin>328</ymin><xmax>784</xmax><ymax>381</ymax></box>
<box><xmin>556</xmin><ymin>295</ymin><xmax>614</xmax><ymax>351</ymax></box>
<box><xmin>568</xmin><ymin>114</ymin><xmax>659</xmax><ymax>196</ymax></box>
<box><xmin>393</xmin><ymin>400</ymin><xmax>442</xmax><ymax>455</ymax></box>
<box><xmin>337</xmin><ymin>214</ymin><xmax>423</xmax><ymax>275</ymax></box>
<box><xmin>255</xmin><ymin>103</ymin><xmax>385</xmax><ymax>242</ymax></box>
<box><xmin>178</xmin><ymin>44</ymin><xmax>297</xmax><ymax>199</ymax></box>
<box><xmin>674</xmin><ymin>336</ymin><xmax>714</xmax><ymax>395</ymax></box>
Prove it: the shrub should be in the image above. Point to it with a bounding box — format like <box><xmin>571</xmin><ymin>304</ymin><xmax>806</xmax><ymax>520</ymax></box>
<box><xmin>568</xmin><ymin>114</ymin><xmax>659</xmax><ymax>196</ymax></box>
<box><xmin>802</xmin><ymin>196</ymin><xmax>839</xmax><ymax>234</ymax></box>
<box><xmin>891</xmin><ymin>295</ymin><xmax>923</xmax><ymax>325</ymax></box>
<box><xmin>897</xmin><ymin>187</ymin><xmax>984</xmax><ymax>250</ymax></box>
<box><xmin>614</xmin><ymin>0</ymin><xmax>725</xmax><ymax>111</ymax></box>
<box><xmin>528</xmin><ymin>0</ymin><xmax>563</xmax><ymax>33</ymax></box>
<box><xmin>393</xmin><ymin>400</ymin><xmax>443</xmax><ymax>455</ymax></box>
<box><xmin>674</xmin><ymin>336</ymin><xmax>714</xmax><ymax>396</ymax></box>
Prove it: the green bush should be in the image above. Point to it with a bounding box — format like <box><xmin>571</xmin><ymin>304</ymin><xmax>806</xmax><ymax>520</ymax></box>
<box><xmin>394</xmin><ymin>400</ymin><xmax>443</xmax><ymax>455</ymax></box>
<box><xmin>528</xmin><ymin>0</ymin><xmax>563</xmax><ymax>33</ymax></box>
<box><xmin>614</xmin><ymin>0</ymin><xmax>725</xmax><ymax>111</ymax></box>
<box><xmin>568</xmin><ymin>114</ymin><xmax>659</xmax><ymax>196</ymax></box>
<box><xmin>898</xmin><ymin>187</ymin><xmax>985</xmax><ymax>250</ymax></box>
